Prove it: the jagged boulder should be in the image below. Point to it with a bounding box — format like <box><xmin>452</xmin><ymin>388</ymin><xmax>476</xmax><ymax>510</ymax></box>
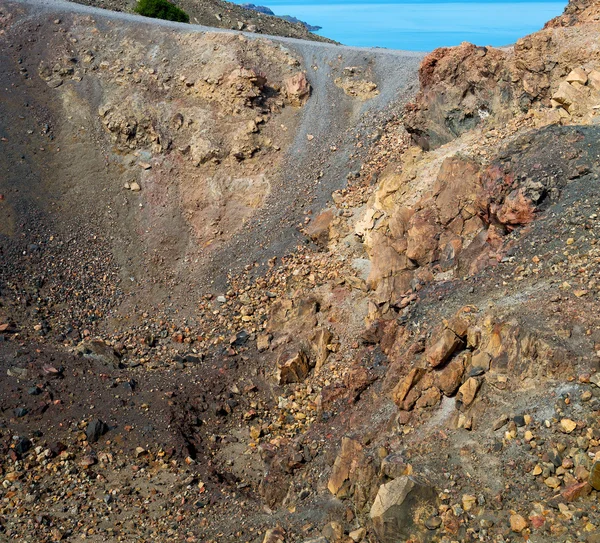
<box><xmin>284</xmin><ymin>72</ymin><xmax>311</xmax><ymax>106</ymax></box>
<box><xmin>306</xmin><ymin>209</ymin><xmax>334</xmax><ymax>247</ymax></box>
<box><xmin>425</xmin><ymin>329</ymin><xmax>463</xmax><ymax>368</ymax></box>
<box><xmin>75</xmin><ymin>339</ymin><xmax>121</xmax><ymax>368</ymax></box>
<box><xmin>328</xmin><ymin>437</ymin><xmax>364</xmax><ymax>496</ymax></box>
<box><xmin>370</xmin><ymin>476</ymin><xmax>438</xmax><ymax>542</ymax></box>
<box><xmin>310</xmin><ymin>328</ymin><xmax>334</xmax><ymax>372</ymax></box>
<box><xmin>392</xmin><ymin>367</ymin><xmax>426</xmax><ymax>406</ymax></box>
<box><xmin>276</xmin><ymin>350</ymin><xmax>312</xmax><ymax>384</ymax></box>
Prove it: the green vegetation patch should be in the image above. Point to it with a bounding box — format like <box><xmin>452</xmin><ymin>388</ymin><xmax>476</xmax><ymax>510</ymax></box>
<box><xmin>135</xmin><ymin>0</ymin><xmax>190</xmax><ymax>23</ymax></box>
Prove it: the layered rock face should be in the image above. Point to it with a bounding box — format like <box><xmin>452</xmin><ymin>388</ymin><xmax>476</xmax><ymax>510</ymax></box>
<box><xmin>404</xmin><ymin>23</ymin><xmax>600</xmax><ymax>149</ymax></box>
<box><xmin>546</xmin><ymin>0</ymin><xmax>600</xmax><ymax>27</ymax></box>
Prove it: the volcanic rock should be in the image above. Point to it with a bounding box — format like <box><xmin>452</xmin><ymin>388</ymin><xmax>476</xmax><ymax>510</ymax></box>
<box><xmin>276</xmin><ymin>350</ymin><xmax>312</xmax><ymax>384</ymax></box>
<box><xmin>369</xmin><ymin>476</ymin><xmax>438</xmax><ymax>542</ymax></box>
<box><xmin>86</xmin><ymin>419</ymin><xmax>109</xmax><ymax>443</ymax></box>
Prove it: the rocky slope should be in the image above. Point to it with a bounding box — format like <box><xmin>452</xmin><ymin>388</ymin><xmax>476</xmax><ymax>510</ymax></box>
<box><xmin>3</xmin><ymin>0</ymin><xmax>600</xmax><ymax>541</ymax></box>
<box><xmin>0</xmin><ymin>1</ymin><xmax>421</xmax><ymax>541</ymax></box>
<box><xmin>70</xmin><ymin>0</ymin><xmax>335</xmax><ymax>42</ymax></box>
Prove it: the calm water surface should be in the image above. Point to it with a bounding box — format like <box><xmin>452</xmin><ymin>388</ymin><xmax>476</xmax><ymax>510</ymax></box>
<box><xmin>234</xmin><ymin>0</ymin><xmax>567</xmax><ymax>50</ymax></box>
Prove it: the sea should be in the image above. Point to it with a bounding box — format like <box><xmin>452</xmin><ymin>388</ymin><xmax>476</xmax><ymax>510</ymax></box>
<box><xmin>232</xmin><ymin>0</ymin><xmax>567</xmax><ymax>51</ymax></box>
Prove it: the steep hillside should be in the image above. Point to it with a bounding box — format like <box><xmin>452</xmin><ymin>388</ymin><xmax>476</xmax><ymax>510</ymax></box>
<box><xmin>0</xmin><ymin>1</ymin><xmax>421</xmax><ymax>541</ymax></box>
<box><xmin>69</xmin><ymin>0</ymin><xmax>336</xmax><ymax>42</ymax></box>
<box><xmin>3</xmin><ymin>0</ymin><xmax>600</xmax><ymax>541</ymax></box>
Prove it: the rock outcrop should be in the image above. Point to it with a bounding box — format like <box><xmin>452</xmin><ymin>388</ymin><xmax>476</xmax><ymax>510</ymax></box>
<box><xmin>405</xmin><ymin>25</ymin><xmax>600</xmax><ymax>149</ymax></box>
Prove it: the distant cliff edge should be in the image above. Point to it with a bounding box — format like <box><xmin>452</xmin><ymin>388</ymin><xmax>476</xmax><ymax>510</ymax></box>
<box><xmin>241</xmin><ymin>3</ymin><xmax>323</xmax><ymax>31</ymax></box>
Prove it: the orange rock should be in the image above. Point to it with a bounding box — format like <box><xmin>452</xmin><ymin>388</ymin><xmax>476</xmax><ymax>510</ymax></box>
<box><xmin>510</xmin><ymin>513</ymin><xmax>528</xmax><ymax>533</ymax></box>
<box><xmin>496</xmin><ymin>189</ymin><xmax>535</xmax><ymax>228</ymax></box>
<box><xmin>311</xmin><ymin>328</ymin><xmax>333</xmax><ymax>372</ymax></box>
<box><xmin>426</xmin><ymin>329</ymin><xmax>463</xmax><ymax>368</ymax></box>
<box><xmin>446</xmin><ymin>308</ymin><xmax>474</xmax><ymax>338</ymax></box>
<box><xmin>406</xmin><ymin>207</ymin><xmax>440</xmax><ymax>266</ymax></box>
<box><xmin>415</xmin><ymin>386</ymin><xmax>441</xmax><ymax>409</ymax></box>
<box><xmin>392</xmin><ymin>367</ymin><xmax>426</xmax><ymax>406</ymax></box>
<box><xmin>327</xmin><ymin>438</ymin><xmax>364</xmax><ymax>496</ymax></box>
<box><xmin>436</xmin><ymin>356</ymin><xmax>466</xmax><ymax>396</ymax></box>
<box><xmin>561</xmin><ymin>481</ymin><xmax>592</xmax><ymax>502</ymax></box>
<box><xmin>457</xmin><ymin>377</ymin><xmax>481</xmax><ymax>407</ymax></box>
<box><xmin>305</xmin><ymin>209</ymin><xmax>334</xmax><ymax>247</ymax></box>
<box><xmin>276</xmin><ymin>350</ymin><xmax>312</xmax><ymax>384</ymax></box>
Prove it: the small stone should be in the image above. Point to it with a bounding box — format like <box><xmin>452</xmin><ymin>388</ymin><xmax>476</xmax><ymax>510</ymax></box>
<box><xmin>462</xmin><ymin>494</ymin><xmax>477</xmax><ymax>511</ymax></box>
<box><xmin>424</xmin><ymin>515</ymin><xmax>442</xmax><ymax>530</ymax></box>
<box><xmin>415</xmin><ymin>386</ymin><xmax>441</xmax><ymax>409</ymax></box>
<box><xmin>513</xmin><ymin>415</ymin><xmax>526</xmax><ymax>427</ymax></box>
<box><xmin>470</xmin><ymin>350</ymin><xmax>491</xmax><ymax>372</ymax></box>
<box><xmin>14</xmin><ymin>437</ymin><xmax>32</xmax><ymax>456</ymax></box>
<box><xmin>426</xmin><ymin>329</ymin><xmax>463</xmax><ymax>368</ymax></box>
<box><xmin>262</xmin><ymin>527</ymin><xmax>285</xmax><ymax>543</ymax></box>
<box><xmin>321</xmin><ymin>521</ymin><xmax>343</xmax><ymax>542</ymax></box>
<box><xmin>250</xmin><ymin>426</ymin><xmax>262</xmax><ymax>440</ymax></box>
<box><xmin>392</xmin><ymin>367</ymin><xmax>426</xmax><ymax>406</ymax></box>
<box><xmin>560</xmin><ymin>418</ymin><xmax>577</xmax><ymax>434</ymax></box>
<box><xmin>510</xmin><ymin>514</ymin><xmax>528</xmax><ymax>533</ymax></box>
<box><xmin>370</xmin><ymin>476</ymin><xmax>438</xmax><ymax>541</ymax></box>
<box><xmin>79</xmin><ymin>454</ymin><xmax>97</xmax><ymax>468</ymax></box>
<box><xmin>588</xmin><ymin>461</ymin><xmax>600</xmax><ymax>490</ymax></box>
<box><xmin>86</xmin><ymin>419</ymin><xmax>108</xmax><ymax>443</ymax></box>
<box><xmin>457</xmin><ymin>377</ymin><xmax>481</xmax><ymax>407</ymax></box>
<box><xmin>47</xmin><ymin>77</ymin><xmax>63</xmax><ymax>88</ymax></box>
<box><xmin>276</xmin><ymin>350</ymin><xmax>312</xmax><ymax>384</ymax></box>
<box><xmin>575</xmin><ymin>465</ymin><xmax>590</xmax><ymax>481</ymax></box>
<box><xmin>544</xmin><ymin>476</ymin><xmax>561</xmax><ymax>489</ymax></box>
<box><xmin>493</xmin><ymin>414</ymin><xmax>509</xmax><ymax>430</ymax></box>
<box><xmin>328</xmin><ymin>438</ymin><xmax>363</xmax><ymax>496</ymax></box>
<box><xmin>7</xmin><ymin>366</ymin><xmax>28</xmax><ymax>379</ymax></box>
<box><xmin>436</xmin><ymin>357</ymin><xmax>465</xmax><ymax>396</ymax></box>
<box><xmin>590</xmin><ymin>373</ymin><xmax>600</xmax><ymax>387</ymax></box>
<box><xmin>14</xmin><ymin>407</ymin><xmax>28</xmax><ymax>418</ymax></box>
<box><xmin>588</xmin><ymin>69</ymin><xmax>600</xmax><ymax>91</ymax></box>
<box><xmin>348</xmin><ymin>527</ymin><xmax>366</xmax><ymax>541</ymax></box>
<box><xmin>257</xmin><ymin>334</ymin><xmax>271</xmax><ymax>352</ymax></box>
<box><xmin>380</xmin><ymin>454</ymin><xmax>410</xmax><ymax>479</ymax></box>
<box><xmin>130</xmin><ymin>182</ymin><xmax>141</xmax><ymax>192</ymax></box>
<box><xmin>456</xmin><ymin>413</ymin><xmax>473</xmax><ymax>430</ymax></box>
